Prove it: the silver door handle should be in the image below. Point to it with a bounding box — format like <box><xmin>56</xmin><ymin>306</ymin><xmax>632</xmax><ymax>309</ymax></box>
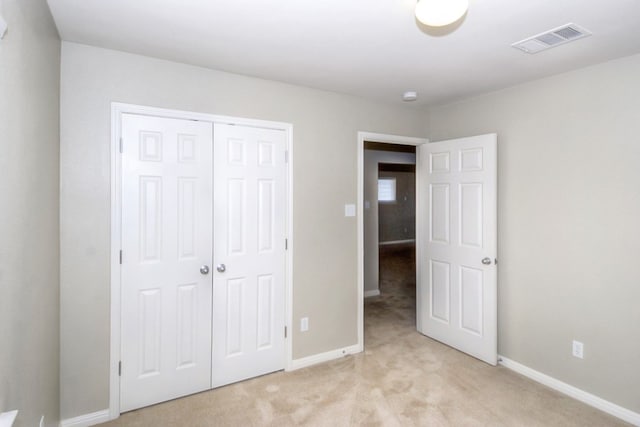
<box><xmin>200</xmin><ymin>265</ymin><xmax>210</xmax><ymax>275</ymax></box>
<box><xmin>481</xmin><ymin>257</ymin><xmax>492</xmax><ymax>265</ymax></box>
<box><xmin>216</xmin><ymin>264</ymin><xmax>226</xmax><ymax>273</ymax></box>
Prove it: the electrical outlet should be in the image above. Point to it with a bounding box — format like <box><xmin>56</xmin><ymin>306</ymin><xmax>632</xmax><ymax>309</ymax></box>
<box><xmin>300</xmin><ymin>317</ymin><xmax>309</xmax><ymax>332</ymax></box>
<box><xmin>572</xmin><ymin>340</ymin><xmax>584</xmax><ymax>359</ymax></box>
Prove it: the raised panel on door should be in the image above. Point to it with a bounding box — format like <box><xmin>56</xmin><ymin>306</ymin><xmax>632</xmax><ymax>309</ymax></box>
<box><xmin>212</xmin><ymin>123</ymin><xmax>286</xmax><ymax>388</ymax></box>
<box><xmin>417</xmin><ymin>134</ymin><xmax>497</xmax><ymax>366</ymax></box>
<box><xmin>430</xmin><ymin>260</ymin><xmax>450</xmax><ymax>324</ymax></box>
<box><xmin>257</xmin><ymin>275</ymin><xmax>275</xmax><ymax>349</ymax></box>
<box><xmin>459</xmin><ymin>183</ymin><xmax>483</xmax><ymax>248</ymax></box>
<box><xmin>224</xmin><ymin>278</ymin><xmax>246</xmax><ymax>357</ymax></box>
<box><xmin>430</xmin><ymin>183</ymin><xmax>450</xmax><ymax>244</ymax></box>
<box><xmin>258</xmin><ymin>180</ymin><xmax>275</xmax><ymax>253</ymax></box>
<box><xmin>460</xmin><ymin>266</ymin><xmax>483</xmax><ymax>336</ymax></box>
<box><xmin>120</xmin><ymin>114</ymin><xmax>213</xmax><ymax>412</ymax></box>
<box><xmin>175</xmin><ymin>283</ymin><xmax>199</xmax><ymax>368</ymax></box>
<box><xmin>227</xmin><ymin>178</ymin><xmax>247</xmax><ymax>255</ymax></box>
<box><xmin>177</xmin><ymin>178</ymin><xmax>197</xmax><ymax>259</ymax></box>
<box><xmin>138</xmin><ymin>288</ymin><xmax>162</xmax><ymax>377</ymax></box>
<box><xmin>139</xmin><ymin>176</ymin><xmax>163</xmax><ymax>262</ymax></box>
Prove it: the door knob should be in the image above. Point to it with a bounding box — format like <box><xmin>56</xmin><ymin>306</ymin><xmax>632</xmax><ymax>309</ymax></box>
<box><xmin>216</xmin><ymin>264</ymin><xmax>226</xmax><ymax>273</ymax></box>
<box><xmin>481</xmin><ymin>257</ymin><xmax>492</xmax><ymax>265</ymax></box>
<box><xmin>200</xmin><ymin>265</ymin><xmax>210</xmax><ymax>275</ymax></box>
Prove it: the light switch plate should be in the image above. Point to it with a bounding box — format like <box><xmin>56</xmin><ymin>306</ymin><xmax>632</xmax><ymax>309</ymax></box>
<box><xmin>0</xmin><ymin>15</ymin><xmax>7</xmax><ymax>39</ymax></box>
<box><xmin>344</xmin><ymin>204</ymin><xmax>356</xmax><ymax>217</ymax></box>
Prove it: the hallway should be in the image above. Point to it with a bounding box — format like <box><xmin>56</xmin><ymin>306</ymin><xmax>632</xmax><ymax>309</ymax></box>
<box><xmin>365</xmin><ymin>242</ymin><xmax>416</xmax><ymax>344</ymax></box>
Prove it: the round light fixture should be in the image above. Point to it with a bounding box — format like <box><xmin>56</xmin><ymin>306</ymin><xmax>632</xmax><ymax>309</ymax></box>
<box><xmin>415</xmin><ymin>0</ymin><xmax>469</xmax><ymax>27</ymax></box>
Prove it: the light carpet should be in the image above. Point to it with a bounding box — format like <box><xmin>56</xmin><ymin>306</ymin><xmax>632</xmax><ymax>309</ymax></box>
<box><xmin>101</xmin><ymin>243</ymin><xmax>627</xmax><ymax>426</ymax></box>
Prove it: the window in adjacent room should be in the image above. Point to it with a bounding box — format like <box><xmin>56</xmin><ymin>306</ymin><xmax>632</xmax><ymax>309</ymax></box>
<box><xmin>378</xmin><ymin>177</ymin><xmax>396</xmax><ymax>203</ymax></box>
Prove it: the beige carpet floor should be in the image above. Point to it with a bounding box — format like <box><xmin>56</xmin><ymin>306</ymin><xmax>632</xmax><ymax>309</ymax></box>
<box><xmin>101</xmin><ymin>243</ymin><xmax>627</xmax><ymax>426</ymax></box>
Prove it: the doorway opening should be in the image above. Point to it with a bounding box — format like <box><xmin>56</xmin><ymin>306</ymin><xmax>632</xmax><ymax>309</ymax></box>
<box><xmin>364</xmin><ymin>141</ymin><xmax>416</xmax><ymax>345</ymax></box>
<box><xmin>377</xmin><ymin>162</ymin><xmax>417</xmax><ymax>332</ymax></box>
<box><xmin>358</xmin><ymin>131</ymin><xmax>498</xmax><ymax>365</ymax></box>
<box><xmin>363</xmin><ymin>141</ymin><xmax>417</xmax><ymax>346</ymax></box>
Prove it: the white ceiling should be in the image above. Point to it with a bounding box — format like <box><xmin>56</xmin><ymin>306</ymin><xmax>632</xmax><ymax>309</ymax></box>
<box><xmin>47</xmin><ymin>0</ymin><xmax>640</xmax><ymax>107</ymax></box>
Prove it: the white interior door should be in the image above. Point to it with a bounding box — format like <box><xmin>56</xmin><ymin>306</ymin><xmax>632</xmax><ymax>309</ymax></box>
<box><xmin>416</xmin><ymin>134</ymin><xmax>497</xmax><ymax>365</ymax></box>
<box><xmin>212</xmin><ymin>123</ymin><xmax>287</xmax><ymax>387</ymax></box>
<box><xmin>120</xmin><ymin>114</ymin><xmax>213</xmax><ymax>411</ymax></box>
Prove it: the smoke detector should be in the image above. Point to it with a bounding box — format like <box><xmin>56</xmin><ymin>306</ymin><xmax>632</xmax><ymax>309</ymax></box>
<box><xmin>403</xmin><ymin>91</ymin><xmax>418</xmax><ymax>102</ymax></box>
<box><xmin>512</xmin><ymin>23</ymin><xmax>591</xmax><ymax>54</ymax></box>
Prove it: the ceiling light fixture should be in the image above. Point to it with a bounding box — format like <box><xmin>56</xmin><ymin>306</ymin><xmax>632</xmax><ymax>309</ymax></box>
<box><xmin>415</xmin><ymin>0</ymin><xmax>469</xmax><ymax>27</ymax></box>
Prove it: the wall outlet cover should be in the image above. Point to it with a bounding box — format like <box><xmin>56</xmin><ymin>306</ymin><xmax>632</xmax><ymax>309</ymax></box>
<box><xmin>572</xmin><ymin>340</ymin><xmax>584</xmax><ymax>359</ymax></box>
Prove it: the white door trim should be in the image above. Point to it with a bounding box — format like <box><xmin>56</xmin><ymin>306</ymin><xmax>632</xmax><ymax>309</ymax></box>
<box><xmin>110</xmin><ymin>102</ymin><xmax>294</xmax><ymax>420</ymax></box>
<box><xmin>356</xmin><ymin>131</ymin><xmax>428</xmax><ymax>352</ymax></box>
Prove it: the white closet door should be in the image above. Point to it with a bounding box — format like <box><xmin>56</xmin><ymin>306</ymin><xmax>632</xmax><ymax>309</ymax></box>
<box><xmin>417</xmin><ymin>134</ymin><xmax>498</xmax><ymax>365</ymax></box>
<box><xmin>120</xmin><ymin>114</ymin><xmax>213</xmax><ymax>411</ymax></box>
<box><xmin>212</xmin><ymin>123</ymin><xmax>287</xmax><ymax>387</ymax></box>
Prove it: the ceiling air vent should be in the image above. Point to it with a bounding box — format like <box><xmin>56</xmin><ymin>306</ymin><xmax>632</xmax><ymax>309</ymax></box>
<box><xmin>512</xmin><ymin>23</ymin><xmax>591</xmax><ymax>54</ymax></box>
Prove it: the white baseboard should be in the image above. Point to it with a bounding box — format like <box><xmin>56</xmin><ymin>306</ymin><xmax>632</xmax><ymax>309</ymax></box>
<box><xmin>379</xmin><ymin>239</ymin><xmax>415</xmax><ymax>246</ymax></box>
<box><xmin>289</xmin><ymin>344</ymin><xmax>362</xmax><ymax>370</ymax></box>
<box><xmin>59</xmin><ymin>410</ymin><xmax>110</xmax><ymax>427</ymax></box>
<box><xmin>364</xmin><ymin>289</ymin><xmax>380</xmax><ymax>298</ymax></box>
<box><xmin>499</xmin><ymin>356</ymin><xmax>640</xmax><ymax>426</ymax></box>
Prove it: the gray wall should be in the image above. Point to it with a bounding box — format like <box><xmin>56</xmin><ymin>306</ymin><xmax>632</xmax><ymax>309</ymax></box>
<box><xmin>363</xmin><ymin>150</ymin><xmax>416</xmax><ymax>294</ymax></box>
<box><xmin>378</xmin><ymin>169</ymin><xmax>415</xmax><ymax>243</ymax></box>
<box><xmin>59</xmin><ymin>42</ymin><xmax>427</xmax><ymax>419</ymax></box>
<box><xmin>428</xmin><ymin>53</ymin><xmax>640</xmax><ymax>413</ymax></box>
<box><xmin>0</xmin><ymin>1</ymin><xmax>60</xmax><ymax>426</ymax></box>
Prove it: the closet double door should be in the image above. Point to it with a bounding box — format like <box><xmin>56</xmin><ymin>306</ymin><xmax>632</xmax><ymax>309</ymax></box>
<box><xmin>119</xmin><ymin>114</ymin><xmax>286</xmax><ymax>411</ymax></box>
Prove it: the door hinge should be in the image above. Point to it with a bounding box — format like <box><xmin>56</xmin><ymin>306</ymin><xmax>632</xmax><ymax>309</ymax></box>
<box><xmin>119</xmin><ymin>250</ymin><xmax>123</xmax><ymax>264</ymax></box>
<box><xmin>285</xmin><ymin>150</ymin><xmax>289</xmax><ymax>163</ymax></box>
<box><xmin>285</xmin><ymin>239</ymin><xmax>288</xmax><ymax>250</ymax></box>
<box><xmin>119</xmin><ymin>137</ymin><xmax>123</xmax><ymax>154</ymax></box>
<box><xmin>118</xmin><ymin>361</ymin><xmax>122</xmax><ymax>376</ymax></box>
<box><xmin>284</xmin><ymin>326</ymin><xmax>287</xmax><ymax>338</ymax></box>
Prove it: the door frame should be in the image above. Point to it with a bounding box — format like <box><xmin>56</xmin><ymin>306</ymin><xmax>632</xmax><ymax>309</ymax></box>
<box><xmin>109</xmin><ymin>102</ymin><xmax>294</xmax><ymax>420</ymax></box>
<box><xmin>356</xmin><ymin>132</ymin><xmax>428</xmax><ymax>351</ymax></box>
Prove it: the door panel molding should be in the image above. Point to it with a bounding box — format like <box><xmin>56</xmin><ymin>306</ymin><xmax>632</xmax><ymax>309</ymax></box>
<box><xmin>110</xmin><ymin>103</ymin><xmax>293</xmax><ymax>421</ymax></box>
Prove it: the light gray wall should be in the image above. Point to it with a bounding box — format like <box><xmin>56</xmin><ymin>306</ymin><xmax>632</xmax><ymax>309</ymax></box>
<box><xmin>363</xmin><ymin>150</ymin><xmax>416</xmax><ymax>294</ymax></box>
<box><xmin>0</xmin><ymin>1</ymin><xmax>60</xmax><ymax>426</ymax></box>
<box><xmin>59</xmin><ymin>42</ymin><xmax>427</xmax><ymax>419</ymax></box>
<box><xmin>428</xmin><ymin>53</ymin><xmax>640</xmax><ymax>413</ymax></box>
